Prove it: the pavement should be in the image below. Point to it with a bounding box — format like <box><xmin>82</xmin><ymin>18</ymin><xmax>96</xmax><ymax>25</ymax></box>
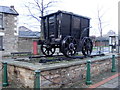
<box><xmin>89</xmin><ymin>73</ymin><xmax>120</xmax><ymax>89</ymax></box>
<box><xmin>97</xmin><ymin>77</ymin><xmax>119</xmax><ymax>88</ymax></box>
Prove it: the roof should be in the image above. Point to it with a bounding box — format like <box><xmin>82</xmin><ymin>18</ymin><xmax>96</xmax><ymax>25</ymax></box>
<box><xmin>19</xmin><ymin>36</ymin><xmax>40</xmax><ymax>39</ymax></box>
<box><xmin>0</xmin><ymin>6</ymin><xmax>19</xmax><ymax>15</ymax></box>
<box><xmin>19</xmin><ymin>26</ymin><xmax>40</xmax><ymax>38</ymax></box>
<box><xmin>41</xmin><ymin>10</ymin><xmax>91</xmax><ymax>19</ymax></box>
<box><xmin>19</xmin><ymin>31</ymin><xmax>40</xmax><ymax>38</ymax></box>
<box><xmin>96</xmin><ymin>36</ymin><xmax>109</xmax><ymax>41</ymax></box>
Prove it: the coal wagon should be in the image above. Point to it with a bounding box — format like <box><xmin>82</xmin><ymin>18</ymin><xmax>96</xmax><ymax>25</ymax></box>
<box><xmin>38</xmin><ymin>10</ymin><xmax>93</xmax><ymax>57</ymax></box>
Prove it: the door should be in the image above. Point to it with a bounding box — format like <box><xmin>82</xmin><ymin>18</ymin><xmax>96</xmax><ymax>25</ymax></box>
<box><xmin>33</xmin><ymin>41</ymin><xmax>38</xmax><ymax>55</ymax></box>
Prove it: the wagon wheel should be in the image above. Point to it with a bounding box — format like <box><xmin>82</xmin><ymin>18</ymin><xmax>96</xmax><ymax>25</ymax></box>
<box><xmin>41</xmin><ymin>44</ymin><xmax>56</xmax><ymax>56</ymax></box>
<box><xmin>61</xmin><ymin>36</ymin><xmax>77</xmax><ymax>57</ymax></box>
<box><xmin>82</xmin><ymin>37</ymin><xmax>93</xmax><ymax>56</ymax></box>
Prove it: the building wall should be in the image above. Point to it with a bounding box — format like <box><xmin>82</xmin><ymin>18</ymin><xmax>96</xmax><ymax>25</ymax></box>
<box><xmin>0</xmin><ymin>13</ymin><xmax>18</xmax><ymax>55</ymax></box>
<box><xmin>95</xmin><ymin>41</ymin><xmax>109</xmax><ymax>47</ymax></box>
<box><xmin>0</xmin><ymin>12</ymin><xmax>40</xmax><ymax>55</ymax></box>
<box><xmin>118</xmin><ymin>2</ymin><xmax>120</xmax><ymax>53</ymax></box>
<box><xmin>18</xmin><ymin>37</ymin><xmax>38</xmax><ymax>53</ymax></box>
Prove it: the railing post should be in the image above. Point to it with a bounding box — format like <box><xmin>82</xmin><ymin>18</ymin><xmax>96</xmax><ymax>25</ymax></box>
<box><xmin>2</xmin><ymin>62</ymin><xmax>9</xmax><ymax>87</ymax></box>
<box><xmin>86</xmin><ymin>60</ymin><xmax>92</xmax><ymax>85</ymax></box>
<box><xmin>111</xmin><ymin>55</ymin><xmax>116</xmax><ymax>72</ymax></box>
<box><xmin>34</xmin><ymin>70</ymin><xmax>40</xmax><ymax>90</ymax></box>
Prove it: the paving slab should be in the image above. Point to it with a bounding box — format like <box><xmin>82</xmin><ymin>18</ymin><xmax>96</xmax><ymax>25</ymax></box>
<box><xmin>97</xmin><ymin>76</ymin><xmax>119</xmax><ymax>88</ymax></box>
<box><xmin>107</xmin><ymin>77</ymin><xmax>118</xmax><ymax>84</ymax></box>
<box><xmin>89</xmin><ymin>72</ymin><xmax>120</xmax><ymax>89</ymax></box>
<box><xmin>0</xmin><ymin>64</ymin><xmax>2</xmax><ymax>89</ymax></box>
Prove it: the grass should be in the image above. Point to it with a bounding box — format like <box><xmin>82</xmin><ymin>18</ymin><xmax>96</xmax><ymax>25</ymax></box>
<box><xmin>3</xmin><ymin>55</ymin><xmax>11</xmax><ymax>57</ymax></box>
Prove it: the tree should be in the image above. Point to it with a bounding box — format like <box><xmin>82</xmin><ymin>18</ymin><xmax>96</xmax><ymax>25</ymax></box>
<box><xmin>96</xmin><ymin>5</ymin><xmax>109</xmax><ymax>53</ymax></box>
<box><xmin>25</xmin><ymin>0</ymin><xmax>58</xmax><ymax>39</ymax></box>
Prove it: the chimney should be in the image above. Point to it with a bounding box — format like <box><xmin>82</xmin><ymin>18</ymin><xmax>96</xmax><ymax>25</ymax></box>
<box><xmin>10</xmin><ymin>6</ymin><xmax>14</xmax><ymax>9</ymax></box>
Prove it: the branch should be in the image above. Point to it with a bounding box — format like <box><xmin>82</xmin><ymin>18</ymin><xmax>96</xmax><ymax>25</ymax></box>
<box><xmin>44</xmin><ymin>1</ymin><xmax>53</xmax><ymax>10</ymax></box>
<box><xmin>34</xmin><ymin>0</ymin><xmax>42</xmax><ymax>12</ymax></box>
<box><xmin>25</xmin><ymin>5</ymin><xmax>40</xmax><ymax>22</ymax></box>
<box><xmin>43</xmin><ymin>1</ymin><xmax>58</xmax><ymax>11</ymax></box>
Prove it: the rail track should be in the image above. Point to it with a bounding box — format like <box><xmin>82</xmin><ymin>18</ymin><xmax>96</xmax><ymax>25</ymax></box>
<box><xmin>29</xmin><ymin>53</ymin><xmax>105</xmax><ymax>63</ymax></box>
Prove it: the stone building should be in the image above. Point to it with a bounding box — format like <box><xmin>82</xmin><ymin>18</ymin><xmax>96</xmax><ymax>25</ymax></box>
<box><xmin>0</xmin><ymin>6</ymin><xmax>19</xmax><ymax>55</ymax></box>
<box><xmin>0</xmin><ymin>6</ymin><xmax>41</xmax><ymax>56</ymax></box>
<box><xmin>18</xmin><ymin>26</ymin><xmax>40</xmax><ymax>55</ymax></box>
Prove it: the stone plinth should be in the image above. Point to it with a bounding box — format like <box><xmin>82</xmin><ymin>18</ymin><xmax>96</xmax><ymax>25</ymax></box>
<box><xmin>0</xmin><ymin>54</ymin><xmax>119</xmax><ymax>88</ymax></box>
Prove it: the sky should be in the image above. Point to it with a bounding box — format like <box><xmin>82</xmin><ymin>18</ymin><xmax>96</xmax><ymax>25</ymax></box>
<box><xmin>0</xmin><ymin>0</ymin><xmax>119</xmax><ymax>36</ymax></box>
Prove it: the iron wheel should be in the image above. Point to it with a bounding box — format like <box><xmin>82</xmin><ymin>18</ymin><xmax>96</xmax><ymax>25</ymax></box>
<box><xmin>41</xmin><ymin>44</ymin><xmax>56</xmax><ymax>56</ymax></box>
<box><xmin>82</xmin><ymin>37</ymin><xmax>93</xmax><ymax>56</ymax></box>
<box><xmin>61</xmin><ymin>36</ymin><xmax>77</xmax><ymax>57</ymax></box>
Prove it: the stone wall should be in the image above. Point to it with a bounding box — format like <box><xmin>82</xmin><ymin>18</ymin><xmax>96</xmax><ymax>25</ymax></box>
<box><xmin>0</xmin><ymin>55</ymin><xmax>119</xmax><ymax>88</ymax></box>
<box><xmin>7</xmin><ymin>65</ymin><xmax>34</xmax><ymax>88</ymax></box>
<box><xmin>18</xmin><ymin>37</ymin><xmax>33</xmax><ymax>53</ymax></box>
<box><xmin>0</xmin><ymin>14</ymin><xmax>18</xmax><ymax>55</ymax></box>
<box><xmin>18</xmin><ymin>37</ymin><xmax>40</xmax><ymax>54</ymax></box>
<box><xmin>40</xmin><ymin>59</ymin><xmax>113</xmax><ymax>88</ymax></box>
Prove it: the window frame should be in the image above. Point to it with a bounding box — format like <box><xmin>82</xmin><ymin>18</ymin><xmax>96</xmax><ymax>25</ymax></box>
<box><xmin>0</xmin><ymin>13</ymin><xmax>4</xmax><ymax>30</ymax></box>
<box><xmin>0</xmin><ymin>36</ymin><xmax>3</xmax><ymax>51</ymax></box>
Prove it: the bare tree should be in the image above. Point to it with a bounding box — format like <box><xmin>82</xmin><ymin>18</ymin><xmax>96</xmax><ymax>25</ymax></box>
<box><xmin>97</xmin><ymin>6</ymin><xmax>105</xmax><ymax>37</ymax></box>
<box><xmin>96</xmin><ymin>5</ymin><xmax>109</xmax><ymax>53</ymax></box>
<box><xmin>25</xmin><ymin>0</ymin><xmax>59</xmax><ymax>39</ymax></box>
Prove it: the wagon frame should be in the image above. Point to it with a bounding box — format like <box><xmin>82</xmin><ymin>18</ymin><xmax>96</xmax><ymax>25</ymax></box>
<box><xmin>38</xmin><ymin>10</ymin><xmax>93</xmax><ymax>57</ymax></box>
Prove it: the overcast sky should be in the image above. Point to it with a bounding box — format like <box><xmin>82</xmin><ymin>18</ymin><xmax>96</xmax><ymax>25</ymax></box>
<box><xmin>0</xmin><ymin>0</ymin><xmax>119</xmax><ymax>36</ymax></box>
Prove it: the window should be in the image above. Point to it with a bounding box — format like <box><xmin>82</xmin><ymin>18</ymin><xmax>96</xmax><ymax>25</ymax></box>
<box><xmin>0</xmin><ymin>36</ymin><xmax>3</xmax><ymax>50</ymax></box>
<box><xmin>0</xmin><ymin>14</ymin><xmax>4</xmax><ymax>29</ymax></box>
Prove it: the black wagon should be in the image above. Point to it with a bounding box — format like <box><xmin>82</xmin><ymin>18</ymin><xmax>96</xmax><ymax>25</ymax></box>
<box><xmin>38</xmin><ymin>10</ymin><xmax>93</xmax><ymax>57</ymax></box>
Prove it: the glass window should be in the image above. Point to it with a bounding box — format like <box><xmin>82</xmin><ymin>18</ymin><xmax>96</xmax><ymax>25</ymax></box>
<box><xmin>0</xmin><ymin>14</ymin><xmax>3</xmax><ymax>29</ymax></box>
<box><xmin>0</xmin><ymin>36</ymin><xmax>3</xmax><ymax>50</ymax></box>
